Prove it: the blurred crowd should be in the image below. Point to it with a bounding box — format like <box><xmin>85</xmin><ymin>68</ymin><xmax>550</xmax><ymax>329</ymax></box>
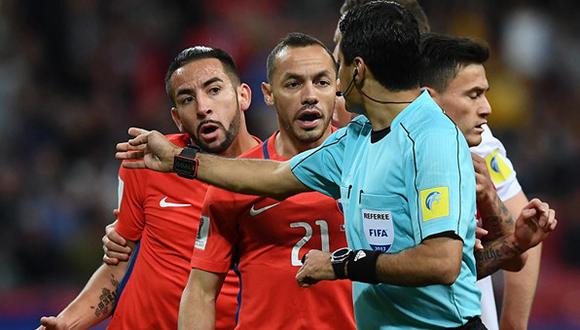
<box><xmin>0</xmin><ymin>0</ymin><xmax>578</xmax><ymax>328</ymax></box>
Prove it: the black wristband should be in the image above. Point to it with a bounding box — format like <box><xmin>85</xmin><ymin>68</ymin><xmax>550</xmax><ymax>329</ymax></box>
<box><xmin>346</xmin><ymin>249</ymin><xmax>381</xmax><ymax>284</ymax></box>
<box><xmin>332</xmin><ymin>261</ymin><xmax>348</xmax><ymax>279</ymax></box>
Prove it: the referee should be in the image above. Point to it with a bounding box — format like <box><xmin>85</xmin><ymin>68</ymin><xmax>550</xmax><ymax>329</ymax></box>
<box><xmin>116</xmin><ymin>2</ymin><xmax>483</xmax><ymax>328</ymax></box>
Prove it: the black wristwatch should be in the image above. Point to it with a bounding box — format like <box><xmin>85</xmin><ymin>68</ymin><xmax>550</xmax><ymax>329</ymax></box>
<box><xmin>173</xmin><ymin>145</ymin><xmax>201</xmax><ymax>179</ymax></box>
<box><xmin>331</xmin><ymin>247</ymin><xmax>353</xmax><ymax>279</ymax></box>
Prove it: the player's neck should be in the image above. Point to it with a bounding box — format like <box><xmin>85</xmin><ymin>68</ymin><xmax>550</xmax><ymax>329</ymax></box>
<box><xmin>362</xmin><ymin>87</ymin><xmax>421</xmax><ymax>131</ymax></box>
<box><xmin>219</xmin><ymin>127</ymin><xmax>259</xmax><ymax>158</ymax></box>
<box><xmin>275</xmin><ymin>125</ymin><xmax>333</xmax><ymax>159</ymax></box>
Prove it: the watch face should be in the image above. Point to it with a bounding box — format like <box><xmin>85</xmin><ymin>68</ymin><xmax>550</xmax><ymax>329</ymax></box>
<box><xmin>174</xmin><ymin>151</ymin><xmax>198</xmax><ymax>179</ymax></box>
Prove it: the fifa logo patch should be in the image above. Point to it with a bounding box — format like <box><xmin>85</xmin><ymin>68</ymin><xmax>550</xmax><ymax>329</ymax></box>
<box><xmin>361</xmin><ymin>209</ymin><xmax>394</xmax><ymax>252</ymax></box>
<box><xmin>195</xmin><ymin>215</ymin><xmax>210</xmax><ymax>250</ymax></box>
<box><xmin>485</xmin><ymin>149</ymin><xmax>513</xmax><ymax>185</ymax></box>
<box><xmin>420</xmin><ymin>187</ymin><xmax>449</xmax><ymax>221</ymax></box>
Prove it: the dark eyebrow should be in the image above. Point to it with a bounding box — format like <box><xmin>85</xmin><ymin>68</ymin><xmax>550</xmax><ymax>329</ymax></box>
<box><xmin>281</xmin><ymin>73</ymin><xmax>304</xmax><ymax>81</ymax></box>
<box><xmin>281</xmin><ymin>70</ymin><xmax>333</xmax><ymax>81</ymax></box>
<box><xmin>313</xmin><ymin>70</ymin><xmax>333</xmax><ymax>79</ymax></box>
<box><xmin>176</xmin><ymin>87</ymin><xmax>194</xmax><ymax>98</ymax></box>
<box><xmin>466</xmin><ymin>86</ymin><xmax>489</xmax><ymax>94</ymax></box>
<box><xmin>175</xmin><ymin>77</ymin><xmax>225</xmax><ymax>98</ymax></box>
<box><xmin>203</xmin><ymin>77</ymin><xmax>224</xmax><ymax>88</ymax></box>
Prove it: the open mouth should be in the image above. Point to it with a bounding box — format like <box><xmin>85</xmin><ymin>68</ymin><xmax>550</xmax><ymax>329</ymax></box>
<box><xmin>198</xmin><ymin>122</ymin><xmax>221</xmax><ymax>142</ymax></box>
<box><xmin>296</xmin><ymin>109</ymin><xmax>323</xmax><ymax>129</ymax></box>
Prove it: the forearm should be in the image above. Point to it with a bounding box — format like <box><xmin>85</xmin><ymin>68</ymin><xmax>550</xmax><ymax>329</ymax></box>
<box><xmin>375</xmin><ymin>237</ymin><xmax>462</xmax><ymax>286</ymax></box>
<box><xmin>178</xmin><ymin>270</ymin><xmax>223</xmax><ymax>330</ymax></box>
<box><xmin>500</xmin><ymin>191</ymin><xmax>538</xmax><ymax>329</ymax></box>
<box><xmin>196</xmin><ymin>153</ymin><xmax>308</xmax><ymax>198</ymax></box>
<box><xmin>476</xmin><ymin>235</ymin><xmax>524</xmax><ymax>279</ymax></box>
<box><xmin>477</xmin><ymin>190</ymin><xmax>515</xmax><ymax>241</ymax></box>
<box><xmin>55</xmin><ymin>262</ymin><xmax>129</xmax><ymax>328</ymax></box>
<box><xmin>500</xmin><ymin>243</ymin><xmax>541</xmax><ymax>329</ymax></box>
<box><xmin>178</xmin><ymin>283</ymin><xmax>215</xmax><ymax>330</ymax></box>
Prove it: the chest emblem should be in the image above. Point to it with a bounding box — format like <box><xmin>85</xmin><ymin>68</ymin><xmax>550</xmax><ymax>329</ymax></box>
<box><xmin>159</xmin><ymin>196</ymin><xmax>192</xmax><ymax>208</ymax></box>
<box><xmin>362</xmin><ymin>209</ymin><xmax>394</xmax><ymax>252</ymax></box>
<box><xmin>249</xmin><ymin>202</ymin><xmax>281</xmax><ymax>216</ymax></box>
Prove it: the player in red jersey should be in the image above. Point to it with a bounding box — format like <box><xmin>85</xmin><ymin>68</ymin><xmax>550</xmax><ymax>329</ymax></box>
<box><xmin>38</xmin><ymin>46</ymin><xmax>259</xmax><ymax>330</ymax></box>
<box><xmin>178</xmin><ymin>33</ymin><xmax>355</xmax><ymax>329</ymax></box>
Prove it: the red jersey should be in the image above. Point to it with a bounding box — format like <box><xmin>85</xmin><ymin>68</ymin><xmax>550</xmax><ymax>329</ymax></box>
<box><xmin>191</xmin><ymin>132</ymin><xmax>355</xmax><ymax>330</ymax></box>
<box><xmin>110</xmin><ymin>134</ymin><xmax>239</xmax><ymax>330</ymax></box>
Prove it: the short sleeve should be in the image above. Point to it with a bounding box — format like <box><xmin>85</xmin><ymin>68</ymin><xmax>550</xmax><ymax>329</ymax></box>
<box><xmin>470</xmin><ymin>125</ymin><xmax>522</xmax><ymax>201</ymax></box>
<box><xmin>116</xmin><ymin>165</ymin><xmax>147</xmax><ymax>241</ymax></box>
<box><xmin>289</xmin><ymin>128</ymin><xmax>347</xmax><ymax>199</ymax></box>
<box><xmin>406</xmin><ymin>127</ymin><xmax>476</xmax><ymax>241</ymax></box>
<box><xmin>190</xmin><ymin>187</ymin><xmax>240</xmax><ymax>274</ymax></box>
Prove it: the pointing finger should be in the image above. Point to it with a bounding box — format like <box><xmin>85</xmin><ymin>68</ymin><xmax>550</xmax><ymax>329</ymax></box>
<box><xmin>122</xmin><ymin>160</ymin><xmax>146</xmax><ymax>169</ymax></box>
<box><xmin>128</xmin><ymin>127</ymin><xmax>150</xmax><ymax>137</ymax></box>
<box><xmin>116</xmin><ymin>151</ymin><xmax>145</xmax><ymax>160</ymax></box>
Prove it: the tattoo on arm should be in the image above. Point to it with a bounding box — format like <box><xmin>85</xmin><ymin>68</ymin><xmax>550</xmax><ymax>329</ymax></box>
<box><xmin>90</xmin><ymin>274</ymin><xmax>120</xmax><ymax>318</ymax></box>
<box><xmin>475</xmin><ymin>236</ymin><xmax>521</xmax><ymax>279</ymax></box>
<box><xmin>480</xmin><ymin>193</ymin><xmax>515</xmax><ymax>241</ymax></box>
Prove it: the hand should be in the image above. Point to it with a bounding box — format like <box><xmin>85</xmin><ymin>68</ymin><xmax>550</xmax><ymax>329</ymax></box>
<box><xmin>37</xmin><ymin>316</ymin><xmax>69</xmax><ymax>330</ymax></box>
<box><xmin>102</xmin><ymin>217</ymin><xmax>132</xmax><ymax>265</ymax></box>
<box><xmin>115</xmin><ymin>128</ymin><xmax>182</xmax><ymax>172</ymax></box>
<box><xmin>475</xmin><ymin>226</ymin><xmax>488</xmax><ymax>251</ymax></box>
<box><xmin>296</xmin><ymin>250</ymin><xmax>336</xmax><ymax>288</ymax></box>
<box><xmin>512</xmin><ymin>198</ymin><xmax>557</xmax><ymax>252</ymax></box>
<box><xmin>471</xmin><ymin>153</ymin><xmax>495</xmax><ymax>204</ymax></box>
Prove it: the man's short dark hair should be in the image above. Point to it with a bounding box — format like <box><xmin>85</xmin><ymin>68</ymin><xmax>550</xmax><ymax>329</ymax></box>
<box><xmin>164</xmin><ymin>46</ymin><xmax>241</xmax><ymax>104</ymax></box>
<box><xmin>266</xmin><ymin>32</ymin><xmax>337</xmax><ymax>82</ymax></box>
<box><xmin>340</xmin><ymin>0</ymin><xmax>430</xmax><ymax>33</ymax></box>
<box><xmin>419</xmin><ymin>33</ymin><xmax>490</xmax><ymax>92</ymax></box>
<box><xmin>339</xmin><ymin>1</ymin><xmax>421</xmax><ymax>91</ymax></box>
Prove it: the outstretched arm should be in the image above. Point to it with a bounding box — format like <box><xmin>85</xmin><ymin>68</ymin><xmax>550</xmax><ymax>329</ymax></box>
<box><xmin>37</xmin><ymin>240</ymin><xmax>136</xmax><ymax>330</ymax></box>
<box><xmin>178</xmin><ymin>269</ymin><xmax>225</xmax><ymax>330</ymax></box>
<box><xmin>116</xmin><ymin>128</ymin><xmax>310</xmax><ymax>199</ymax></box>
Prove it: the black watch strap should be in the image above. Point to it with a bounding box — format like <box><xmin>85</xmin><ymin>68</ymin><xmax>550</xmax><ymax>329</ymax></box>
<box><xmin>173</xmin><ymin>145</ymin><xmax>200</xmax><ymax>179</ymax></box>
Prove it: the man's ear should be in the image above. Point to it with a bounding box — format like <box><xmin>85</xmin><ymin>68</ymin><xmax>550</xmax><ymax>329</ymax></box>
<box><xmin>424</xmin><ymin>86</ymin><xmax>439</xmax><ymax>100</ymax></box>
<box><xmin>170</xmin><ymin>107</ymin><xmax>184</xmax><ymax>132</ymax></box>
<box><xmin>261</xmin><ymin>82</ymin><xmax>274</xmax><ymax>106</ymax></box>
<box><xmin>237</xmin><ymin>83</ymin><xmax>252</xmax><ymax>112</ymax></box>
<box><xmin>353</xmin><ymin>57</ymin><xmax>366</xmax><ymax>82</ymax></box>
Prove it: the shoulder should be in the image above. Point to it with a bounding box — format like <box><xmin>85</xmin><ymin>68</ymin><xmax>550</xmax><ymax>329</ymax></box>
<box><xmin>118</xmin><ymin>161</ymin><xmax>149</xmax><ymax>181</ymax></box>
<box><xmin>323</xmin><ymin>115</ymin><xmax>369</xmax><ymax>146</ymax></box>
<box><xmin>397</xmin><ymin>92</ymin><xmax>456</xmax><ymax>140</ymax></box>
<box><xmin>166</xmin><ymin>133</ymin><xmax>190</xmax><ymax>147</ymax></box>
<box><xmin>239</xmin><ymin>142</ymin><xmax>266</xmax><ymax>159</ymax></box>
<box><xmin>469</xmin><ymin>124</ymin><xmax>507</xmax><ymax>158</ymax></box>
<box><xmin>345</xmin><ymin>115</ymin><xmax>370</xmax><ymax>135</ymax></box>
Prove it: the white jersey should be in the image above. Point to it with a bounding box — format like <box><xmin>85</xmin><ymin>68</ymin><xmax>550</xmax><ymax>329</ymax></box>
<box><xmin>470</xmin><ymin>124</ymin><xmax>522</xmax><ymax>330</ymax></box>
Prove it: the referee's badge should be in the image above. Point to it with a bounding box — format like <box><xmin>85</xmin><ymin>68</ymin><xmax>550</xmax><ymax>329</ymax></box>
<box><xmin>362</xmin><ymin>209</ymin><xmax>394</xmax><ymax>252</ymax></box>
<box><xmin>485</xmin><ymin>149</ymin><xmax>513</xmax><ymax>185</ymax></box>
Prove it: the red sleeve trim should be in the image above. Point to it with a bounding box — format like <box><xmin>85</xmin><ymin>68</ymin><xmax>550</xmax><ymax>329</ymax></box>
<box><xmin>190</xmin><ymin>256</ymin><xmax>231</xmax><ymax>274</ymax></box>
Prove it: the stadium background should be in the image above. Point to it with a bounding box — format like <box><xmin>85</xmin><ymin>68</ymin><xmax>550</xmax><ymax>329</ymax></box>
<box><xmin>0</xmin><ymin>0</ymin><xmax>578</xmax><ymax>329</ymax></box>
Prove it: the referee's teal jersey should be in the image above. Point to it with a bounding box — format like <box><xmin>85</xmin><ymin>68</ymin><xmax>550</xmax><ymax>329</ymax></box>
<box><xmin>290</xmin><ymin>91</ymin><xmax>480</xmax><ymax>329</ymax></box>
